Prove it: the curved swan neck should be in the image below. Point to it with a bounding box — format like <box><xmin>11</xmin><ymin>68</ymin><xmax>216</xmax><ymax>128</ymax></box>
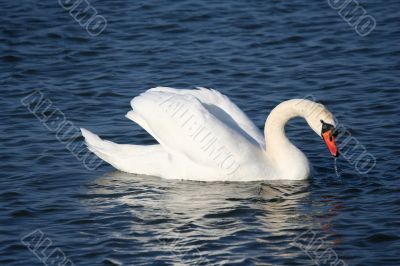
<box><xmin>264</xmin><ymin>99</ymin><xmax>316</xmax><ymax>179</ymax></box>
<box><xmin>264</xmin><ymin>99</ymin><xmax>309</xmax><ymax>144</ymax></box>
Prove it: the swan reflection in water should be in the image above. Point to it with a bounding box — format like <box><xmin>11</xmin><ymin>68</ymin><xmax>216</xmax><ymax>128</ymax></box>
<box><xmin>83</xmin><ymin>171</ymin><xmax>343</xmax><ymax>264</ymax></box>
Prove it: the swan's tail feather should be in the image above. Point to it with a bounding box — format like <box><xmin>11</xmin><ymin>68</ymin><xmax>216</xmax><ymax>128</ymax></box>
<box><xmin>80</xmin><ymin>128</ymin><xmax>119</xmax><ymax>166</ymax></box>
<box><xmin>80</xmin><ymin>128</ymin><xmax>167</xmax><ymax>176</ymax></box>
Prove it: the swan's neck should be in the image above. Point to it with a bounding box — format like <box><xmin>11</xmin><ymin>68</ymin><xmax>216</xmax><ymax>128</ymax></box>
<box><xmin>264</xmin><ymin>99</ymin><xmax>316</xmax><ymax>180</ymax></box>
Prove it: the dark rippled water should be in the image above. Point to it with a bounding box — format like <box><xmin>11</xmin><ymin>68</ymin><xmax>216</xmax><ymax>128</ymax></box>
<box><xmin>1</xmin><ymin>0</ymin><xmax>400</xmax><ymax>265</ymax></box>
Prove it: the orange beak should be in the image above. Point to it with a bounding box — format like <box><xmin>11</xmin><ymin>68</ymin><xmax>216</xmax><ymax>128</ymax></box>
<box><xmin>322</xmin><ymin>129</ymin><xmax>339</xmax><ymax>157</ymax></box>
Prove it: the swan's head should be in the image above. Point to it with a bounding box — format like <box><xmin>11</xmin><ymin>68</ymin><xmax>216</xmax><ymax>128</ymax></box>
<box><xmin>320</xmin><ymin>119</ymin><xmax>339</xmax><ymax>157</ymax></box>
<box><xmin>304</xmin><ymin>102</ymin><xmax>339</xmax><ymax>157</ymax></box>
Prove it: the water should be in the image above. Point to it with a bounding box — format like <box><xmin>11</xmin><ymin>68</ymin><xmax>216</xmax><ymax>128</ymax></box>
<box><xmin>1</xmin><ymin>0</ymin><xmax>400</xmax><ymax>265</ymax></box>
<box><xmin>333</xmin><ymin>158</ymin><xmax>341</xmax><ymax>179</ymax></box>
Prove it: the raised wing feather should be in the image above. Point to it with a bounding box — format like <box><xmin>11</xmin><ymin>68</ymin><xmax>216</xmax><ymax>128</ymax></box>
<box><xmin>127</xmin><ymin>88</ymin><xmax>259</xmax><ymax>171</ymax></box>
<box><xmin>148</xmin><ymin>87</ymin><xmax>265</xmax><ymax>148</ymax></box>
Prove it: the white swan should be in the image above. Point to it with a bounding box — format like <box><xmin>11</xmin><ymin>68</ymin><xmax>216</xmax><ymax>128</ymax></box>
<box><xmin>81</xmin><ymin>87</ymin><xmax>339</xmax><ymax>181</ymax></box>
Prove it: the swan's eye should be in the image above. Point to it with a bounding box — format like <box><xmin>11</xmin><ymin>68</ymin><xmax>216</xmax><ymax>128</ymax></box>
<box><xmin>320</xmin><ymin>120</ymin><xmax>335</xmax><ymax>137</ymax></box>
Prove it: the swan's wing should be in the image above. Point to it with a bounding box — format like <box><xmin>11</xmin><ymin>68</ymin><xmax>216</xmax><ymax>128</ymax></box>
<box><xmin>126</xmin><ymin>88</ymin><xmax>258</xmax><ymax>170</ymax></box>
<box><xmin>147</xmin><ymin>87</ymin><xmax>265</xmax><ymax>148</ymax></box>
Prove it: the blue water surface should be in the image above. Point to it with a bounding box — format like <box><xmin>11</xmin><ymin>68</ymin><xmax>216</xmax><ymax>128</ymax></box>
<box><xmin>1</xmin><ymin>0</ymin><xmax>399</xmax><ymax>265</ymax></box>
